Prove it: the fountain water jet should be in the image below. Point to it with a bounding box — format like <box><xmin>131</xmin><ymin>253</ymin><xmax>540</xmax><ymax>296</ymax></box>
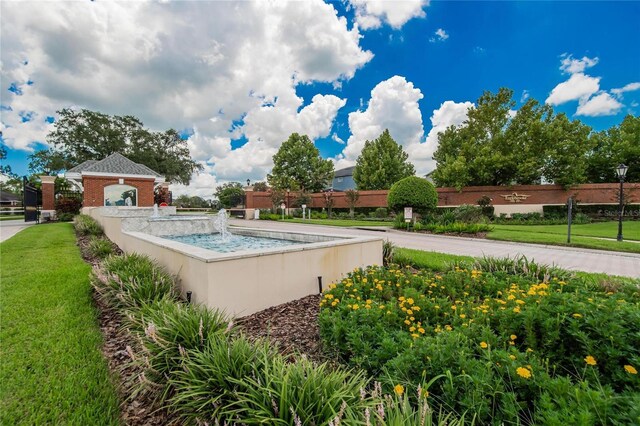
<box><xmin>152</xmin><ymin>203</ymin><xmax>160</xmax><ymax>218</ymax></box>
<box><xmin>213</xmin><ymin>208</ymin><xmax>231</xmax><ymax>242</ymax></box>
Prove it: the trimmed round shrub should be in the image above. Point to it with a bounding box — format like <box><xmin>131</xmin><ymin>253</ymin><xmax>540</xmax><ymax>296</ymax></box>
<box><xmin>387</xmin><ymin>176</ymin><xmax>437</xmax><ymax>215</ymax></box>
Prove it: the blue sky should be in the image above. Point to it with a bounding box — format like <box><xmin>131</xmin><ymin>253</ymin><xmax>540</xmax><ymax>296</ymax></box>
<box><xmin>1</xmin><ymin>0</ymin><xmax>639</xmax><ymax>197</ymax></box>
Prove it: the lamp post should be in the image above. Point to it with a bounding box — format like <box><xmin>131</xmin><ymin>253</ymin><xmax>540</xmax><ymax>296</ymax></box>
<box><xmin>286</xmin><ymin>188</ymin><xmax>290</xmax><ymax>217</ymax></box>
<box><xmin>615</xmin><ymin>163</ymin><xmax>628</xmax><ymax>242</ymax></box>
<box><xmin>246</xmin><ymin>179</ymin><xmax>251</xmax><ymax>187</ymax></box>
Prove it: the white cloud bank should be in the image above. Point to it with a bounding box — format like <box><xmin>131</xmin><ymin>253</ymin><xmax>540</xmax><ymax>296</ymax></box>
<box><xmin>335</xmin><ymin>76</ymin><xmax>472</xmax><ymax>176</ymax></box>
<box><xmin>1</xmin><ymin>0</ymin><xmax>379</xmax><ymax>197</ymax></box>
<box><xmin>546</xmin><ymin>54</ymin><xmax>637</xmax><ymax>117</ymax></box>
<box><xmin>349</xmin><ymin>0</ymin><xmax>429</xmax><ymax>30</ymax></box>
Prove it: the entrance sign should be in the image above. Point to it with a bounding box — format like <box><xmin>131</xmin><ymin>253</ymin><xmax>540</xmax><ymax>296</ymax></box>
<box><xmin>404</xmin><ymin>207</ymin><xmax>413</xmax><ymax>222</ymax></box>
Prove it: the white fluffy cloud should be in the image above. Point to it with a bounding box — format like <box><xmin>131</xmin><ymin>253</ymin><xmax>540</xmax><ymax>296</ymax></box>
<box><xmin>335</xmin><ymin>76</ymin><xmax>472</xmax><ymax>176</ymax></box>
<box><xmin>336</xmin><ymin>76</ymin><xmax>424</xmax><ymax>169</ymax></box>
<box><xmin>545</xmin><ymin>73</ymin><xmax>600</xmax><ymax>105</ymax></box>
<box><xmin>1</xmin><ymin>0</ymin><xmax>372</xmax><ymax>195</ymax></box>
<box><xmin>559</xmin><ymin>54</ymin><xmax>599</xmax><ymax>74</ymax></box>
<box><xmin>406</xmin><ymin>100</ymin><xmax>473</xmax><ymax>175</ymax></box>
<box><xmin>349</xmin><ymin>0</ymin><xmax>428</xmax><ymax>30</ymax></box>
<box><xmin>546</xmin><ymin>54</ymin><xmax>636</xmax><ymax>117</ymax></box>
<box><xmin>576</xmin><ymin>92</ymin><xmax>623</xmax><ymax>117</ymax></box>
<box><xmin>611</xmin><ymin>82</ymin><xmax>640</xmax><ymax>96</ymax></box>
<box><xmin>430</xmin><ymin>28</ymin><xmax>449</xmax><ymax>42</ymax></box>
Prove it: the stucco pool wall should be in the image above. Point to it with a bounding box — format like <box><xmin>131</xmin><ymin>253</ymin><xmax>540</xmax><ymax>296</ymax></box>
<box><xmin>84</xmin><ymin>207</ymin><xmax>383</xmax><ymax>316</ymax></box>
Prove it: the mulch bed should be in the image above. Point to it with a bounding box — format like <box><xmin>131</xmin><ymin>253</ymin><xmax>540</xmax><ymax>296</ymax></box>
<box><xmin>237</xmin><ymin>294</ymin><xmax>326</xmax><ymax>363</ymax></box>
<box><xmin>403</xmin><ymin>229</ymin><xmax>489</xmax><ymax>239</ymax></box>
<box><xmin>77</xmin><ymin>232</ymin><xmax>329</xmax><ymax>424</ymax></box>
<box><xmin>77</xmin><ymin>233</ymin><xmax>176</xmax><ymax>426</ymax></box>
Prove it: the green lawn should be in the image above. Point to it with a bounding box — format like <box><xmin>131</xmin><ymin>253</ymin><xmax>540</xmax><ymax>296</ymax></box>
<box><xmin>0</xmin><ymin>223</ymin><xmax>120</xmax><ymax>425</ymax></box>
<box><xmin>488</xmin><ymin>221</ymin><xmax>640</xmax><ymax>253</ymax></box>
<box><xmin>283</xmin><ymin>218</ymin><xmax>392</xmax><ymax>227</ymax></box>
<box><xmin>0</xmin><ymin>215</ymin><xmax>24</xmax><ymax>221</ymax></box>
<box><xmin>394</xmin><ymin>247</ymin><xmax>640</xmax><ymax>284</ymax></box>
<box><xmin>491</xmin><ymin>221</ymin><xmax>640</xmax><ymax>240</ymax></box>
<box><xmin>394</xmin><ymin>248</ymin><xmax>474</xmax><ymax>271</ymax></box>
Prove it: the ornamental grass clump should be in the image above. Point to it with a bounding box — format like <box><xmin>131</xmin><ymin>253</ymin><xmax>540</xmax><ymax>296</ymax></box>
<box><xmin>319</xmin><ymin>264</ymin><xmax>640</xmax><ymax>424</ymax></box>
<box><xmin>126</xmin><ymin>299</ymin><xmax>232</xmax><ymax>403</ymax></box>
<box><xmin>73</xmin><ymin>214</ymin><xmax>104</xmax><ymax>236</ymax></box>
<box><xmin>95</xmin><ymin>253</ymin><xmax>179</xmax><ymax>310</ymax></box>
<box><xmin>87</xmin><ymin>236</ymin><xmax>114</xmax><ymax>259</ymax></box>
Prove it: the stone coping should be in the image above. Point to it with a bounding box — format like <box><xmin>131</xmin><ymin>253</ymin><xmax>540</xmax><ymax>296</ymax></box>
<box><xmin>124</xmin><ymin>226</ymin><xmax>382</xmax><ymax>263</ymax></box>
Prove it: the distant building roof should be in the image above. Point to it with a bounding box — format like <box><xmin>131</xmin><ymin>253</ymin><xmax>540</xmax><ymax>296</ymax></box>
<box><xmin>334</xmin><ymin>166</ymin><xmax>355</xmax><ymax>178</ymax></box>
<box><xmin>0</xmin><ymin>189</ymin><xmax>21</xmax><ymax>203</ymax></box>
<box><xmin>66</xmin><ymin>153</ymin><xmax>163</xmax><ymax>180</ymax></box>
<box><xmin>332</xmin><ymin>166</ymin><xmax>356</xmax><ymax>191</ymax></box>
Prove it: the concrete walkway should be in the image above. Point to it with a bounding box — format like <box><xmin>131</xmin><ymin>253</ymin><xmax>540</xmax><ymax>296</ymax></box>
<box><xmin>0</xmin><ymin>220</ymin><xmax>35</xmax><ymax>243</ymax></box>
<box><xmin>230</xmin><ymin>219</ymin><xmax>640</xmax><ymax>278</ymax></box>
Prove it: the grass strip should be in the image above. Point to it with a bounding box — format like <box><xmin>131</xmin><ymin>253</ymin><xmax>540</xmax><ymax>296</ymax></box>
<box><xmin>394</xmin><ymin>248</ymin><xmax>474</xmax><ymax>271</ymax></box>
<box><xmin>491</xmin><ymin>221</ymin><xmax>640</xmax><ymax>240</ymax></box>
<box><xmin>0</xmin><ymin>223</ymin><xmax>120</xmax><ymax>425</ymax></box>
<box><xmin>487</xmin><ymin>227</ymin><xmax>640</xmax><ymax>253</ymax></box>
<box><xmin>0</xmin><ymin>215</ymin><xmax>24</xmax><ymax>221</ymax></box>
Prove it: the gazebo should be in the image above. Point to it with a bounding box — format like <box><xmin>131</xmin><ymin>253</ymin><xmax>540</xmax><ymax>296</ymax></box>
<box><xmin>63</xmin><ymin>152</ymin><xmax>165</xmax><ymax>208</ymax></box>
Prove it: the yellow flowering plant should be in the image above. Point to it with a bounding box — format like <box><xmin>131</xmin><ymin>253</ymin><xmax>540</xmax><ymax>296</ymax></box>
<box><xmin>318</xmin><ymin>263</ymin><xmax>640</xmax><ymax>424</ymax></box>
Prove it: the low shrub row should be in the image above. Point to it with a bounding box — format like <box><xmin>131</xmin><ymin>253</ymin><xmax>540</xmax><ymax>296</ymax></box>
<box><xmin>73</xmin><ymin>214</ymin><xmax>104</xmax><ymax>236</ymax></box>
<box><xmin>92</xmin><ymin>248</ymin><xmax>463</xmax><ymax>423</ymax></box>
<box><xmin>543</xmin><ymin>203</ymin><xmax>640</xmax><ymax>219</ymax></box>
<box><xmin>319</xmin><ymin>262</ymin><xmax>640</xmax><ymax>425</ymax></box>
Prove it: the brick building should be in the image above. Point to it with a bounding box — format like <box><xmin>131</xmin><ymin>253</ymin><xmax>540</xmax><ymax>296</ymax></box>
<box><xmin>64</xmin><ymin>152</ymin><xmax>165</xmax><ymax>208</ymax></box>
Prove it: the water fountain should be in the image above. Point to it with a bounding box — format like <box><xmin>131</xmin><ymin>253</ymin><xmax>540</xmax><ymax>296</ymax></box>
<box><xmin>152</xmin><ymin>203</ymin><xmax>160</xmax><ymax>218</ymax></box>
<box><xmin>213</xmin><ymin>208</ymin><xmax>231</xmax><ymax>242</ymax></box>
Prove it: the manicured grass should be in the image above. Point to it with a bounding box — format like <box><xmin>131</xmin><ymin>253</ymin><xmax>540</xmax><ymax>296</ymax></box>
<box><xmin>488</xmin><ymin>227</ymin><xmax>640</xmax><ymax>253</ymax></box>
<box><xmin>394</xmin><ymin>247</ymin><xmax>640</xmax><ymax>284</ymax></box>
<box><xmin>0</xmin><ymin>215</ymin><xmax>24</xmax><ymax>221</ymax></box>
<box><xmin>491</xmin><ymin>221</ymin><xmax>640</xmax><ymax>240</ymax></box>
<box><xmin>394</xmin><ymin>248</ymin><xmax>474</xmax><ymax>271</ymax></box>
<box><xmin>283</xmin><ymin>218</ymin><xmax>392</xmax><ymax>227</ymax></box>
<box><xmin>0</xmin><ymin>223</ymin><xmax>120</xmax><ymax>425</ymax></box>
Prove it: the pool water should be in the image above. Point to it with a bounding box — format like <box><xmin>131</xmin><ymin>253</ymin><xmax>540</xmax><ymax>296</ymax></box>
<box><xmin>164</xmin><ymin>233</ymin><xmax>306</xmax><ymax>253</ymax></box>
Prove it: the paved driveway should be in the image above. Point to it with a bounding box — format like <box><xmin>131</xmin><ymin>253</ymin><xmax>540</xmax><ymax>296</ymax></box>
<box><xmin>0</xmin><ymin>220</ymin><xmax>35</xmax><ymax>243</ymax></box>
<box><xmin>230</xmin><ymin>219</ymin><xmax>640</xmax><ymax>278</ymax></box>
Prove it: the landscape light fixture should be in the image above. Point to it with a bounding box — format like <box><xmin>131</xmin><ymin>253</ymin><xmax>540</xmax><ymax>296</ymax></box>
<box><xmin>615</xmin><ymin>163</ymin><xmax>628</xmax><ymax>242</ymax></box>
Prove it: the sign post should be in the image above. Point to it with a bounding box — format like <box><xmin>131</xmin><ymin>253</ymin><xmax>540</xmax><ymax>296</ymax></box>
<box><xmin>404</xmin><ymin>207</ymin><xmax>413</xmax><ymax>231</ymax></box>
<box><xmin>301</xmin><ymin>204</ymin><xmax>307</xmax><ymax>220</ymax></box>
<box><xmin>280</xmin><ymin>203</ymin><xmax>286</xmax><ymax>220</ymax></box>
<box><xmin>567</xmin><ymin>197</ymin><xmax>573</xmax><ymax>243</ymax></box>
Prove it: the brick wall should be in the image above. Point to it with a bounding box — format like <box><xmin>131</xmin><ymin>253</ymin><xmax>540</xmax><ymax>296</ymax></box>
<box><xmin>245</xmin><ymin>183</ymin><xmax>640</xmax><ymax>210</ymax></box>
<box><xmin>83</xmin><ymin>176</ymin><xmax>156</xmax><ymax>207</ymax></box>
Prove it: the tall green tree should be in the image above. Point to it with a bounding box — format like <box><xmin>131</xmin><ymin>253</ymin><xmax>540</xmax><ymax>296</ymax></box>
<box><xmin>352</xmin><ymin>129</ymin><xmax>415</xmax><ymax>190</ymax></box>
<box><xmin>433</xmin><ymin>88</ymin><xmax>594</xmax><ymax>188</ymax></box>
<box><xmin>34</xmin><ymin>108</ymin><xmax>201</xmax><ymax>184</ymax></box>
<box><xmin>214</xmin><ymin>182</ymin><xmax>245</xmax><ymax>208</ymax></box>
<box><xmin>267</xmin><ymin>133</ymin><xmax>334</xmax><ymax>192</ymax></box>
<box><xmin>586</xmin><ymin>115</ymin><xmax>640</xmax><ymax>183</ymax></box>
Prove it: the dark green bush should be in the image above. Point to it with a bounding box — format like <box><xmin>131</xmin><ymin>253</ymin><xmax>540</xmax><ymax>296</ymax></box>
<box><xmin>388</xmin><ymin>177</ymin><xmax>438</xmax><ymax>215</ymax></box>
<box><xmin>56</xmin><ymin>212</ymin><xmax>75</xmax><ymax>222</ymax></box>
<box><xmin>453</xmin><ymin>204</ymin><xmax>484</xmax><ymax>223</ymax></box>
<box><xmin>423</xmin><ymin>222</ymin><xmax>492</xmax><ymax>234</ymax></box>
<box><xmin>55</xmin><ymin>196</ymin><xmax>82</xmax><ymax>215</ymax></box>
<box><xmin>374</xmin><ymin>207</ymin><xmax>389</xmax><ymax>218</ymax></box>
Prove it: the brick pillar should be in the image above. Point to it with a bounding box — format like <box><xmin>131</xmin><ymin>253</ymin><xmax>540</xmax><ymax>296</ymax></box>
<box><xmin>245</xmin><ymin>187</ymin><xmax>254</xmax><ymax>209</ymax></box>
<box><xmin>40</xmin><ymin>175</ymin><xmax>56</xmax><ymax>212</ymax></box>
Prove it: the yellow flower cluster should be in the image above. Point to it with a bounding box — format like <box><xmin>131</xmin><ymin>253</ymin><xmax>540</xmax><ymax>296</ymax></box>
<box><xmin>516</xmin><ymin>366</ymin><xmax>532</xmax><ymax>379</ymax></box>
